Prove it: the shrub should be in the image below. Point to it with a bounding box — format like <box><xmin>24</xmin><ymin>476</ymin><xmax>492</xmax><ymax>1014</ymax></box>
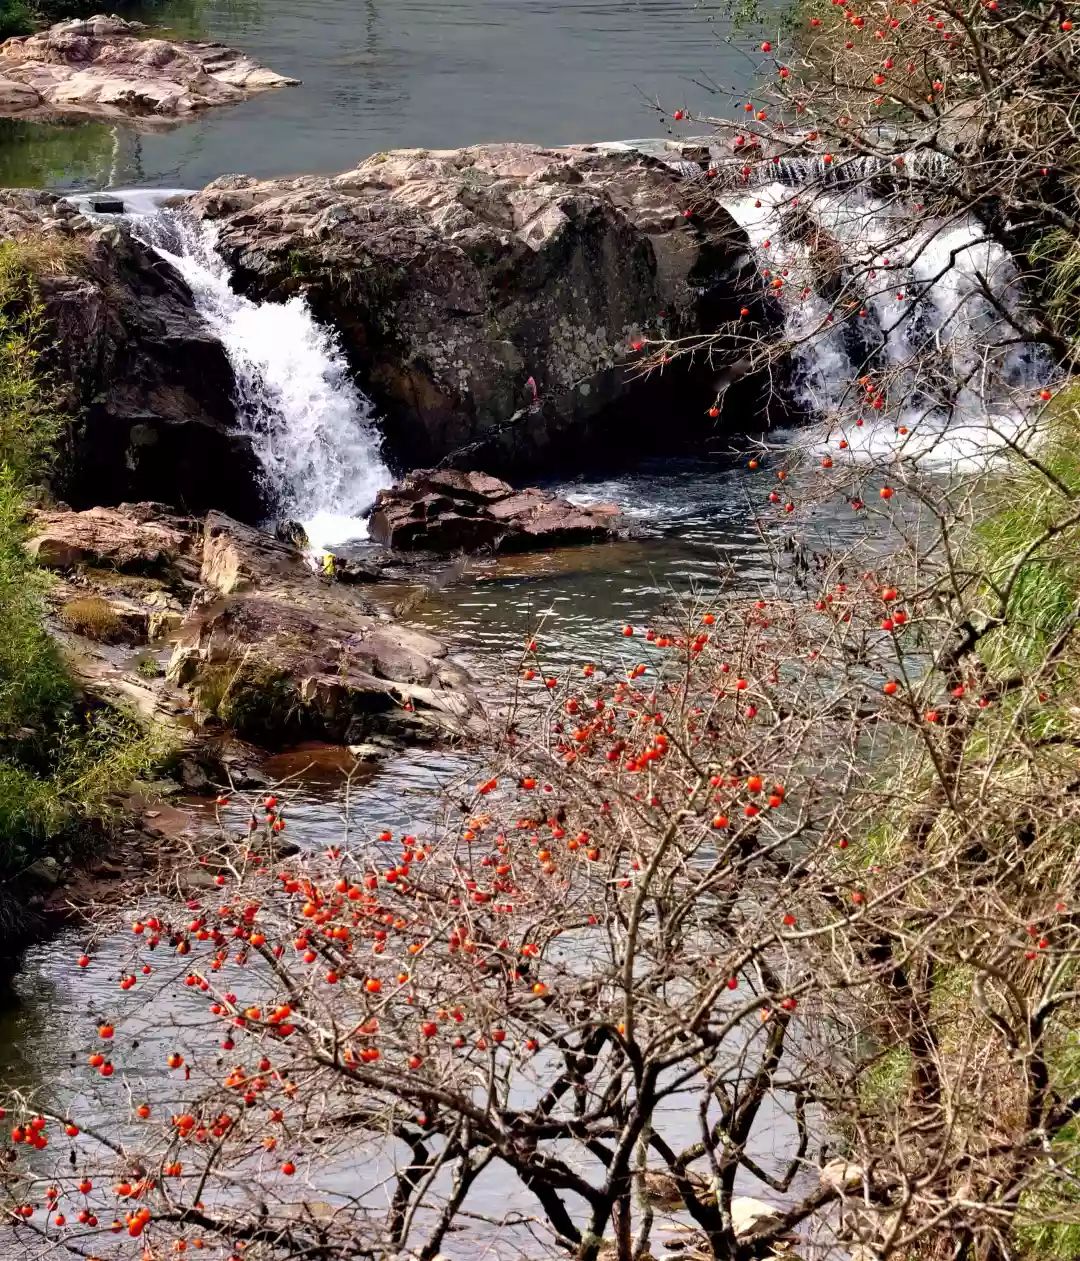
<box><xmin>0</xmin><ymin>474</ymin><xmax>70</xmax><ymax>744</ymax></box>
<box><xmin>0</xmin><ymin>708</ymin><xmax>166</xmax><ymax>871</ymax></box>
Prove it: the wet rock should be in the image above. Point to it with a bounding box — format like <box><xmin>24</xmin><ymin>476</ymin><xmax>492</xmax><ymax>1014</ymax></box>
<box><xmin>168</xmin><ymin>513</ymin><xmax>478</xmax><ymax>748</ymax></box>
<box><xmin>0</xmin><ymin>16</ymin><xmax>297</xmax><ymax>124</ymax></box>
<box><xmin>24</xmin><ymin>857</ymin><xmax>61</xmax><ymax>888</ymax></box>
<box><xmin>188</xmin><ymin>143</ymin><xmax>754</xmax><ymax>477</ymax></box>
<box><xmin>275</xmin><ymin>519</ymin><xmax>309</xmax><ymax>550</ymax></box>
<box><xmin>368</xmin><ymin>468</ymin><xmax>622</xmax><ymax>553</ymax></box>
<box><xmin>0</xmin><ymin>190</ymin><xmax>265</xmax><ymax>519</ymax></box>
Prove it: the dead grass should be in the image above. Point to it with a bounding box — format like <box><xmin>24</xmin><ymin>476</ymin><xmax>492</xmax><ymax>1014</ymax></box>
<box><xmin>59</xmin><ymin>596</ymin><xmax>123</xmax><ymax>643</ymax></box>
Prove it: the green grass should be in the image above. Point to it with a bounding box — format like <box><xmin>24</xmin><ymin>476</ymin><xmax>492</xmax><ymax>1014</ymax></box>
<box><xmin>973</xmin><ymin>385</ymin><xmax>1080</xmax><ymax>676</ymax></box>
<box><xmin>0</xmin><ymin>474</ymin><xmax>71</xmax><ymax>744</ymax></box>
<box><xmin>1025</xmin><ymin>230</ymin><xmax>1080</xmax><ymax>351</ymax></box>
<box><xmin>963</xmin><ymin>387</ymin><xmax>1080</xmax><ymax>1256</ymax></box>
<box><xmin>1017</xmin><ymin>1035</ymin><xmax>1080</xmax><ymax>1257</ymax></box>
<box><xmin>858</xmin><ymin>1045</ymin><xmax>912</xmax><ymax>1113</ymax></box>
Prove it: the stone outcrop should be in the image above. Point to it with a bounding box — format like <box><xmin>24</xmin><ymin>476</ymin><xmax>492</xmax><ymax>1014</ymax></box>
<box><xmin>33</xmin><ymin>504</ymin><xmax>477</xmax><ymax>751</ymax></box>
<box><xmin>166</xmin><ymin>513</ymin><xmax>477</xmax><ymax>747</ymax></box>
<box><xmin>28</xmin><ymin>502</ymin><xmax>200</xmax><ymax>577</ymax></box>
<box><xmin>0</xmin><ymin>16</ymin><xmax>297</xmax><ymax>124</ymax></box>
<box><xmin>187</xmin><ymin>143</ymin><xmax>755</xmax><ymax>476</ymax></box>
<box><xmin>368</xmin><ymin>468</ymin><xmax>622</xmax><ymax>553</ymax></box>
<box><xmin>0</xmin><ymin>191</ymin><xmax>264</xmax><ymax>519</ymax></box>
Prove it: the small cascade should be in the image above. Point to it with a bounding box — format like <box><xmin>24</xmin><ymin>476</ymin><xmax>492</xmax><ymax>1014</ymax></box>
<box><xmin>84</xmin><ymin>190</ymin><xmax>391</xmax><ymax>553</ymax></box>
<box><xmin>716</xmin><ymin>172</ymin><xmax>1046</xmax><ymax>465</ymax></box>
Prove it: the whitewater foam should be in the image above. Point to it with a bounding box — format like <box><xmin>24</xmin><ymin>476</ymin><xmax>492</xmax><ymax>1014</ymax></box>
<box><xmin>86</xmin><ymin>192</ymin><xmax>391</xmax><ymax>553</ymax></box>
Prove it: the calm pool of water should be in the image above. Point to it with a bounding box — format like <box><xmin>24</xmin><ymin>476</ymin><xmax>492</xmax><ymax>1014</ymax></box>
<box><xmin>0</xmin><ymin>0</ymin><xmax>764</xmax><ymax>190</ymax></box>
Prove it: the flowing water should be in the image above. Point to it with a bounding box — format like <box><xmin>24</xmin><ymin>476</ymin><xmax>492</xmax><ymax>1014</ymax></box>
<box><xmin>0</xmin><ymin>0</ymin><xmax>1053</xmax><ymax>1242</ymax></box>
<box><xmin>127</xmin><ymin>195</ymin><xmax>392</xmax><ymax>551</ymax></box>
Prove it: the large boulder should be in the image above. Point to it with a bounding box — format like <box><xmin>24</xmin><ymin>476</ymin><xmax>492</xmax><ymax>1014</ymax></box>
<box><xmin>187</xmin><ymin>143</ymin><xmax>754</xmax><ymax>477</ymax></box>
<box><xmin>0</xmin><ymin>190</ymin><xmax>264</xmax><ymax>520</ymax></box>
<box><xmin>167</xmin><ymin>513</ymin><xmax>478</xmax><ymax>747</ymax></box>
<box><xmin>27</xmin><ymin>502</ymin><xmax>199</xmax><ymax>576</ymax></box>
<box><xmin>0</xmin><ymin>16</ymin><xmax>297</xmax><ymax>123</ymax></box>
<box><xmin>368</xmin><ymin>468</ymin><xmax>622</xmax><ymax>553</ymax></box>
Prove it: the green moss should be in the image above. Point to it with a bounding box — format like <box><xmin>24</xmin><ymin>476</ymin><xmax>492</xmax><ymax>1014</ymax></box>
<box><xmin>217</xmin><ymin>664</ymin><xmax>300</xmax><ymax>743</ymax></box>
<box><xmin>858</xmin><ymin>1046</ymin><xmax>912</xmax><ymax>1112</ymax></box>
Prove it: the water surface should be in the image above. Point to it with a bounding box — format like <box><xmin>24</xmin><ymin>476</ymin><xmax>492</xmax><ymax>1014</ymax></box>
<box><xmin>2</xmin><ymin>0</ymin><xmax>762</xmax><ymax>189</ymax></box>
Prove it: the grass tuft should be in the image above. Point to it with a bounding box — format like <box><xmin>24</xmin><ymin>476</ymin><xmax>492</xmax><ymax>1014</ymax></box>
<box><xmin>58</xmin><ymin>595</ymin><xmax>123</xmax><ymax>643</ymax></box>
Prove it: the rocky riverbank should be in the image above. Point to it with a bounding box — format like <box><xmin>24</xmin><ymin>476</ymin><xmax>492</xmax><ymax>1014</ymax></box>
<box><xmin>0</xmin><ymin>135</ymin><xmax>772</xmax><ymax>945</ymax></box>
<box><xmin>30</xmin><ymin>503</ymin><xmax>481</xmax><ymax>750</ymax></box>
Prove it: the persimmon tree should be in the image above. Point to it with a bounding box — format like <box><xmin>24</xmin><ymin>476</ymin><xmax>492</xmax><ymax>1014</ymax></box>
<box><xmin>4</xmin><ymin>439</ymin><xmax>1080</xmax><ymax>1261</ymax></box>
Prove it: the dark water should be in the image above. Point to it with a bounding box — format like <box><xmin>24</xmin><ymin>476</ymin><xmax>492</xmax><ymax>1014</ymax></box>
<box><xmin>0</xmin><ymin>0</ymin><xmax>763</xmax><ymax>190</ymax></box>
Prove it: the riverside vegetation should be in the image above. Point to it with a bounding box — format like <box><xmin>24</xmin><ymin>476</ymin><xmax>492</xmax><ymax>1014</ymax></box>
<box><xmin>0</xmin><ymin>237</ymin><xmax>165</xmax><ymax>924</ymax></box>
<box><xmin>0</xmin><ymin>0</ymin><xmax>140</xmax><ymax>39</ymax></box>
<box><xmin>2</xmin><ymin>0</ymin><xmax>1080</xmax><ymax>1258</ymax></box>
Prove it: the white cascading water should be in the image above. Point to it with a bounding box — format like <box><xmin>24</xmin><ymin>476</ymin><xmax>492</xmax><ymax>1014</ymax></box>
<box><xmin>714</xmin><ymin>166</ymin><xmax>1047</xmax><ymax>467</ymax></box>
<box><xmin>76</xmin><ymin>156</ymin><xmax>1044</xmax><ymax>520</ymax></box>
<box><xmin>86</xmin><ymin>189</ymin><xmax>390</xmax><ymax>554</ymax></box>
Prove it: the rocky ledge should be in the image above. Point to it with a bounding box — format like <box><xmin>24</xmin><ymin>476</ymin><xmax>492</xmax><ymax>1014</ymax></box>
<box><xmin>368</xmin><ymin>468</ymin><xmax>622</xmax><ymax>553</ymax></box>
<box><xmin>188</xmin><ymin>143</ymin><xmax>759</xmax><ymax>477</ymax></box>
<box><xmin>33</xmin><ymin>503</ymin><xmax>478</xmax><ymax>753</ymax></box>
<box><xmin>0</xmin><ymin>190</ymin><xmax>263</xmax><ymax>519</ymax></box>
<box><xmin>0</xmin><ymin>15</ymin><xmax>297</xmax><ymax>123</ymax></box>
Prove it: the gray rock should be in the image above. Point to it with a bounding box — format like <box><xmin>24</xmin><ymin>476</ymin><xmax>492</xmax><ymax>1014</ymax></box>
<box><xmin>187</xmin><ymin>143</ymin><xmax>753</xmax><ymax>477</ymax></box>
<box><xmin>369</xmin><ymin>467</ymin><xmax>622</xmax><ymax>553</ymax></box>
<box><xmin>0</xmin><ymin>16</ymin><xmax>296</xmax><ymax>124</ymax></box>
<box><xmin>167</xmin><ymin>512</ymin><xmax>479</xmax><ymax>748</ymax></box>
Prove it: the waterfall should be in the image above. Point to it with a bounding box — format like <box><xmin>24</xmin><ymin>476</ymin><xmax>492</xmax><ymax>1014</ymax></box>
<box><xmin>80</xmin><ymin>190</ymin><xmax>391</xmax><ymax>554</ymax></box>
<box><xmin>715</xmin><ymin>167</ymin><xmax>1048</xmax><ymax>467</ymax></box>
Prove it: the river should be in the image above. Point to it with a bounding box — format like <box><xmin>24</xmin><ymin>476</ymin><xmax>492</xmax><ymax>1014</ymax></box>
<box><xmin>0</xmin><ymin>0</ymin><xmax>1035</xmax><ymax>1247</ymax></box>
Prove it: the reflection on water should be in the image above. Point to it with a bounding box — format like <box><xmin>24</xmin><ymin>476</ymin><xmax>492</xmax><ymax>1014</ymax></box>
<box><xmin>2</xmin><ymin>0</ymin><xmax>758</xmax><ymax>190</ymax></box>
<box><xmin>0</xmin><ymin>117</ymin><xmax>122</xmax><ymax>188</ymax></box>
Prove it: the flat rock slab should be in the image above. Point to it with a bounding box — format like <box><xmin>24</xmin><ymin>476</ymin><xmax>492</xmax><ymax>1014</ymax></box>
<box><xmin>368</xmin><ymin>468</ymin><xmax>622</xmax><ymax>554</ymax></box>
<box><xmin>28</xmin><ymin>502</ymin><xmax>200</xmax><ymax>577</ymax></box>
<box><xmin>0</xmin><ymin>15</ymin><xmax>297</xmax><ymax>124</ymax></box>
